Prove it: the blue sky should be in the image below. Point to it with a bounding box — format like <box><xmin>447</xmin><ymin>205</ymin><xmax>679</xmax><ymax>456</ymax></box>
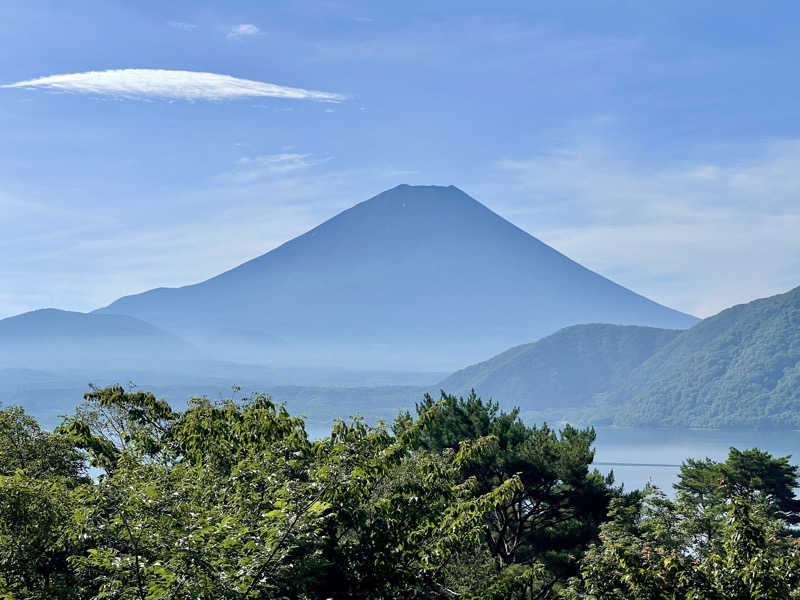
<box><xmin>2</xmin><ymin>0</ymin><xmax>799</xmax><ymax>319</ymax></box>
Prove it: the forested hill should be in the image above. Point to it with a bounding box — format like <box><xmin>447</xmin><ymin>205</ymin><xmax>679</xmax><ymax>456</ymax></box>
<box><xmin>607</xmin><ymin>285</ymin><xmax>800</xmax><ymax>427</ymax></box>
<box><xmin>439</xmin><ymin>286</ymin><xmax>800</xmax><ymax>428</ymax></box>
<box><xmin>439</xmin><ymin>323</ymin><xmax>681</xmax><ymax>410</ymax></box>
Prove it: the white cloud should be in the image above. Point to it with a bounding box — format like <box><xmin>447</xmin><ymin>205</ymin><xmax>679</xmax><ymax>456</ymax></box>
<box><xmin>239</xmin><ymin>153</ymin><xmax>312</xmax><ymax>171</ymax></box>
<box><xmin>478</xmin><ymin>139</ymin><xmax>800</xmax><ymax>317</ymax></box>
<box><xmin>227</xmin><ymin>24</ymin><xmax>260</xmax><ymax>38</ymax></box>
<box><xmin>221</xmin><ymin>153</ymin><xmax>333</xmax><ymax>184</ymax></box>
<box><xmin>2</xmin><ymin>69</ymin><xmax>345</xmax><ymax>102</ymax></box>
<box><xmin>169</xmin><ymin>21</ymin><xmax>197</xmax><ymax>31</ymax></box>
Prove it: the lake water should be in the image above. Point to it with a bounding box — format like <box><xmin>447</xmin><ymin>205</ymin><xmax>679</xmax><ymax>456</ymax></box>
<box><xmin>592</xmin><ymin>427</ymin><xmax>800</xmax><ymax>493</ymax></box>
<box><xmin>307</xmin><ymin>423</ymin><xmax>800</xmax><ymax>493</ymax></box>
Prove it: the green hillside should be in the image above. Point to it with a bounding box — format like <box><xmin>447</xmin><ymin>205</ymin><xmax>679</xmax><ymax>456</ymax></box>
<box><xmin>439</xmin><ymin>323</ymin><xmax>681</xmax><ymax>411</ymax></box>
<box><xmin>606</xmin><ymin>286</ymin><xmax>800</xmax><ymax>427</ymax></box>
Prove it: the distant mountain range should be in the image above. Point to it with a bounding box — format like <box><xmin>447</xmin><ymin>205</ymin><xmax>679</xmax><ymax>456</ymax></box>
<box><xmin>92</xmin><ymin>184</ymin><xmax>696</xmax><ymax>370</ymax></box>
<box><xmin>0</xmin><ymin>309</ymin><xmax>200</xmax><ymax>370</ymax></box>
<box><xmin>4</xmin><ymin>184</ymin><xmax>799</xmax><ymax>429</ymax></box>
<box><xmin>3</xmin><ymin>287</ymin><xmax>800</xmax><ymax>430</ymax></box>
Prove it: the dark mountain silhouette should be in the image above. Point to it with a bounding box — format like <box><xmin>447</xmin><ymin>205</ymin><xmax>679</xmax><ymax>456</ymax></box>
<box><xmin>95</xmin><ymin>185</ymin><xmax>696</xmax><ymax>369</ymax></box>
<box><xmin>606</xmin><ymin>285</ymin><xmax>800</xmax><ymax>427</ymax></box>
<box><xmin>0</xmin><ymin>308</ymin><xmax>199</xmax><ymax>370</ymax></box>
<box><xmin>439</xmin><ymin>323</ymin><xmax>681</xmax><ymax>410</ymax></box>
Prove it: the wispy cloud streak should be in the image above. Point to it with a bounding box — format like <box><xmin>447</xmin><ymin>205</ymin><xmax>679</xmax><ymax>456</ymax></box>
<box><xmin>2</xmin><ymin>69</ymin><xmax>345</xmax><ymax>102</ymax></box>
<box><xmin>168</xmin><ymin>21</ymin><xmax>197</xmax><ymax>31</ymax></box>
<box><xmin>227</xmin><ymin>24</ymin><xmax>259</xmax><ymax>38</ymax></box>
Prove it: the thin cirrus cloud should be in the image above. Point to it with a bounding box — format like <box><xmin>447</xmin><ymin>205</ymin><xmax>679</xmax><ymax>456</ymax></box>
<box><xmin>220</xmin><ymin>153</ymin><xmax>334</xmax><ymax>184</ymax></box>
<box><xmin>227</xmin><ymin>24</ymin><xmax>260</xmax><ymax>38</ymax></box>
<box><xmin>168</xmin><ymin>21</ymin><xmax>197</xmax><ymax>31</ymax></box>
<box><xmin>2</xmin><ymin>69</ymin><xmax>345</xmax><ymax>102</ymax></box>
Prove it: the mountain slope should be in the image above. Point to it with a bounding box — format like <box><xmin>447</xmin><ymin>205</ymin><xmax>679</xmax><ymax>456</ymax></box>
<box><xmin>606</xmin><ymin>286</ymin><xmax>800</xmax><ymax>427</ymax></box>
<box><xmin>0</xmin><ymin>309</ymin><xmax>199</xmax><ymax>370</ymax></box>
<box><xmin>96</xmin><ymin>184</ymin><xmax>696</xmax><ymax>369</ymax></box>
<box><xmin>440</xmin><ymin>323</ymin><xmax>681</xmax><ymax>409</ymax></box>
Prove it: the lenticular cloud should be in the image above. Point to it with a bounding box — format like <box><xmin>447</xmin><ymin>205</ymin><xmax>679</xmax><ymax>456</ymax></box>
<box><xmin>2</xmin><ymin>69</ymin><xmax>345</xmax><ymax>102</ymax></box>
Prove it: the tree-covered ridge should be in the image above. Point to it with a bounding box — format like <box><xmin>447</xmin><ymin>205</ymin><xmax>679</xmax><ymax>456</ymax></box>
<box><xmin>440</xmin><ymin>324</ymin><xmax>681</xmax><ymax>411</ymax></box>
<box><xmin>3</xmin><ymin>387</ymin><xmax>800</xmax><ymax>598</ymax></box>
<box><xmin>437</xmin><ymin>286</ymin><xmax>800</xmax><ymax>428</ymax></box>
<box><xmin>607</xmin><ymin>285</ymin><xmax>800</xmax><ymax>427</ymax></box>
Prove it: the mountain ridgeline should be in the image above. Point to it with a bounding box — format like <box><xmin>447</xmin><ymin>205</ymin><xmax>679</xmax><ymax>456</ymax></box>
<box><xmin>440</xmin><ymin>323</ymin><xmax>682</xmax><ymax>410</ymax></box>
<box><xmin>606</xmin><ymin>285</ymin><xmax>800</xmax><ymax>427</ymax></box>
<box><xmin>0</xmin><ymin>309</ymin><xmax>200</xmax><ymax>370</ymax></box>
<box><xmin>93</xmin><ymin>185</ymin><xmax>696</xmax><ymax>370</ymax></box>
<box><xmin>4</xmin><ymin>184</ymin><xmax>800</xmax><ymax>429</ymax></box>
<box><xmin>442</xmin><ymin>286</ymin><xmax>800</xmax><ymax>428</ymax></box>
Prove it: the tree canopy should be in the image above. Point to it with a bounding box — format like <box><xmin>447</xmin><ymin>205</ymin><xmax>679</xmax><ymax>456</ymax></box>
<box><xmin>1</xmin><ymin>387</ymin><xmax>799</xmax><ymax>599</ymax></box>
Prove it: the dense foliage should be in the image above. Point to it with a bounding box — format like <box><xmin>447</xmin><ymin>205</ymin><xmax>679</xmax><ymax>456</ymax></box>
<box><xmin>567</xmin><ymin>446</ymin><xmax>800</xmax><ymax>599</ymax></box>
<box><xmin>1</xmin><ymin>387</ymin><xmax>799</xmax><ymax>599</ymax></box>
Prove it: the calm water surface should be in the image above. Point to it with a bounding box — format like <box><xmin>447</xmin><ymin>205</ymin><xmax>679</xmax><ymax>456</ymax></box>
<box><xmin>592</xmin><ymin>427</ymin><xmax>800</xmax><ymax>492</ymax></box>
<box><xmin>306</xmin><ymin>423</ymin><xmax>800</xmax><ymax>494</ymax></box>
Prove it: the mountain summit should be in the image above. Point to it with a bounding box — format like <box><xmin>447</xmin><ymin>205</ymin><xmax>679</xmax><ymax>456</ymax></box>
<box><xmin>96</xmin><ymin>185</ymin><xmax>696</xmax><ymax>369</ymax></box>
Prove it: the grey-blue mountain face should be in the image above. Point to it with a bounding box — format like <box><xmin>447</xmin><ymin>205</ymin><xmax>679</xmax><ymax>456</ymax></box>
<box><xmin>0</xmin><ymin>309</ymin><xmax>200</xmax><ymax>370</ymax></box>
<box><xmin>2</xmin><ymin>187</ymin><xmax>799</xmax><ymax>429</ymax></box>
<box><xmin>92</xmin><ymin>185</ymin><xmax>696</xmax><ymax>370</ymax></box>
<box><xmin>1</xmin><ymin>184</ymin><xmax>701</xmax><ymax>429</ymax></box>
